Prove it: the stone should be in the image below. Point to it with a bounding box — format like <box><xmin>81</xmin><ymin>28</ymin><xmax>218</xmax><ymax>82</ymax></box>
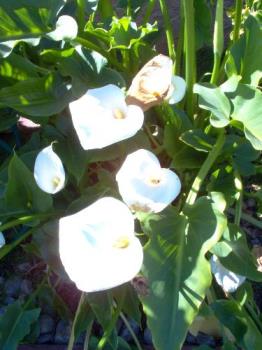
<box><xmin>15</xmin><ymin>262</ymin><xmax>32</xmax><ymax>274</ymax></box>
<box><xmin>20</xmin><ymin>279</ymin><xmax>33</xmax><ymax>296</ymax></box>
<box><xmin>0</xmin><ymin>306</ymin><xmax>6</xmax><ymax>316</ymax></box>
<box><xmin>39</xmin><ymin>314</ymin><xmax>55</xmax><ymax>335</ymax></box>
<box><xmin>5</xmin><ymin>276</ymin><xmax>22</xmax><ymax>298</ymax></box>
<box><xmin>144</xmin><ymin>327</ymin><xmax>153</xmax><ymax>345</ymax></box>
<box><xmin>37</xmin><ymin>333</ymin><xmax>54</xmax><ymax>344</ymax></box>
<box><xmin>4</xmin><ymin>296</ymin><xmax>16</xmax><ymax>305</ymax></box>
<box><xmin>54</xmin><ymin>319</ymin><xmax>71</xmax><ymax>344</ymax></box>
<box><xmin>119</xmin><ymin>319</ymin><xmax>140</xmax><ymax>343</ymax></box>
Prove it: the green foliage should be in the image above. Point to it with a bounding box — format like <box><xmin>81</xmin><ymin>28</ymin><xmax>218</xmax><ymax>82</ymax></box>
<box><xmin>0</xmin><ymin>301</ymin><xmax>40</xmax><ymax>350</ymax></box>
<box><xmin>140</xmin><ymin>198</ymin><xmax>227</xmax><ymax>350</ymax></box>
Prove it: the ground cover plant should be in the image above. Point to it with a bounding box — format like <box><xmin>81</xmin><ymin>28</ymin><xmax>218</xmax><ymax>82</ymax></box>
<box><xmin>0</xmin><ymin>0</ymin><xmax>262</xmax><ymax>349</ymax></box>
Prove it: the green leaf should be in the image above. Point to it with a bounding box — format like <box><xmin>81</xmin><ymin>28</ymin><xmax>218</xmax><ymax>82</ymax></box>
<box><xmin>5</xmin><ymin>153</ymin><xmax>53</xmax><ymax>213</ymax></box>
<box><xmin>113</xmin><ymin>284</ymin><xmax>141</xmax><ymax>324</ymax></box>
<box><xmin>0</xmin><ymin>73</ymin><xmax>72</xmax><ymax>116</ymax></box>
<box><xmin>0</xmin><ymin>301</ymin><xmax>40</xmax><ymax>350</ymax></box>
<box><xmin>33</xmin><ymin>220</ymin><xmax>68</xmax><ymax>280</ymax></box>
<box><xmin>140</xmin><ymin>197</ymin><xmax>227</xmax><ymax>350</ymax></box>
<box><xmin>230</xmin><ymin>84</ymin><xmax>262</xmax><ymax>150</ymax></box>
<box><xmin>211</xmin><ymin>299</ymin><xmax>262</xmax><ymax>350</ymax></box>
<box><xmin>0</xmin><ymin>0</ymin><xmax>66</xmax><ymax>57</ymax></box>
<box><xmin>180</xmin><ymin>129</ymin><xmax>215</xmax><ymax>152</ymax></box>
<box><xmin>225</xmin><ymin>15</ymin><xmax>262</xmax><ymax>86</ymax></box>
<box><xmin>194</xmin><ymin>83</ymin><xmax>231</xmax><ymax>128</ymax></box>
<box><xmin>194</xmin><ymin>0</ymin><xmax>212</xmax><ymax>49</ymax></box>
<box><xmin>211</xmin><ymin>224</ymin><xmax>262</xmax><ymax>282</ymax></box>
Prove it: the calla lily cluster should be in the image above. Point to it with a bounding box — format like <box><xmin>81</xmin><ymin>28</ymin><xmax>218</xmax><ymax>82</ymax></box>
<box><xmin>31</xmin><ymin>55</ymin><xmax>183</xmax><ymax>292</ymax></box>
<box><xmin>210</xmin><ymin>255</ymin><xmax>246</xmax><ymax>293</ymax></box>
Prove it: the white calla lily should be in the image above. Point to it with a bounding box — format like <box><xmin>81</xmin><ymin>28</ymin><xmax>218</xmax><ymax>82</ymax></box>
<box><xmin>0</xmin><ymin>231</ymin><xmax>5</xmax><ymax>248</ymax></box>
<box><xmin>116</xmin><ymin>149</ymin><xmax>181</xmax><ymax>213</ymax></box>
<box><xmin>34</xmin><ymin>145</ymin><xmax>65</xmax><ymax>194</ymax></box>
<box><xmin>210</xmin><ymin>255</ymin><xmax>246</xmax><ymax>293</ymax></box>
<box><xmin>59</xmin><ymin>197</ymin><xmax>143</xmax><ymax>292</ymax></box>
<box><xmin>167</xmin><ymin>75</ymin><xmax>187</xmax><ymax>105</ymax></box>
<box><xmin>69</xmin><ymin>84</ymin><xmax>144</xmax><ymax>150</ymax></box>
<box><xmin>47</xmin><ymin>15</ymin><xmax>78</xmax><ymax>41</ymax></box>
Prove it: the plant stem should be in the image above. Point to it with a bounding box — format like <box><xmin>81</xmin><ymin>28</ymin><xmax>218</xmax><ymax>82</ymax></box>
<box><xmin>227</xmin><ymin>208</ymin><xmax>262</xmax><ymax>230</ymax></box>
<box><xmin>182</xmin><ymin>0</ymin><xmax>196</xmax><ymax>118</ymax></box>
<box><xmin>210</xmin><ymin>0</ymin><xmax>224</xmax><ymax>85</ymax></box>
<box><xmin>174</xmin><ymin>1</ymin><xmax>184</xmax><ymax>76</ymax></box>
<box><xmin>75</xmin><ymin>37</ymin><xmax>123</xmax><ymax>71</ymax></box>
<box><xmin>126</xmin><ymin>0</ymin><xmax>132</xmax><ymax>16</ymax></box>
<box><xmin>76</xmin><ymin>0</ymin><xmax>86</xmax><ymax>31</ymax></box>
<box><xmin>232</xmin><ymin>0</ymin><xmax>243</xmax><ymax>43</ymax></box>
<box><xmin>234</xmin><ymin>171</ymin><xmax>243</xmax><ymax>226</ymax></box>
<box><xmin>158</xmin><ymin>0</ymin><xmax>176</xmax><ymax>64</ymax></box>
<box><xmin>68</xmin><ymin>292</ymin><xmax>86</xmax><ymax>350</ymax></box>
<box><xmin>0</xmin><ymin>212</ymin><xmax>57</xmax><ymax>232</ymax></box>
<box><xmin>185</xmin><ymin>131</ymin><xmax>225</xmax><ymax>206</ymax></box>
<box><xmin>119</xmin><ymin>312</ymin><xmax>143</xmax><ymax>350</ymax></box>
<box><xmin>142</xmin><ymin>0</ymin><xmax>156</xmax><ymax>25</ymax></box>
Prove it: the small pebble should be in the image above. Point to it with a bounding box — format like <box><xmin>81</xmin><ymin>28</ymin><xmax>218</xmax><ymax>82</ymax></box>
<box><xmin>5</xmin><ymin>276</ymin><xmax>22</xmax><ymax>298</ymax></box>
<box><xmin>144</xmin><ymin>327</ymin><xmax>153</xmax><ymax>345</ymax></box>
<box><xmin>196</xmin><ymin>332</ymin><xmax>217</xmax><ymax>348</ymax></box>
<box><xmin>39</xmin><ymin>314</ymin><xmax>55</xmax><ymax>334</ymax></box>
<box><xmin>54</xmin><ymin>319</ymin><xmax>71</xmax><ymax>344</ymax></box>
<box><xmin>15</xmin><ymin>262</ymin><xmax>32</xmax><ymax>274</ymax></box>
<box><xmin>119</xmin><ymin>319</ymin><xmax>140</xmax><ymax>342</ymax></box>
<box><xmin>37</xmin><ymin>333</ymin><xmax>54</xmax><ymax>344</ymax></box>
<box><xmin>20</xmin><ymin>279</ymin><xmax>33</xmax><ymax>296</ymax></box>
<box><xmin>4</xmin><ymin>296</ymin><xmax>16</xmax><ymax>305</ymax></box>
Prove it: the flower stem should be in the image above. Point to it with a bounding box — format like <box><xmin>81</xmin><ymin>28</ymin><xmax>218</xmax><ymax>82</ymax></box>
<box><xmin>142</xmin><ymin>0</ymin><xmax>156</xmax><ymax>25</ymax></box>
<box><xmin>75</xmin><ymin>36</ymin><xmax>123</xmax><ymax>71</ymax></box>
<box><xmin>119</xmin><ymin>312</ymin><xmax>143</xmax><ymax>350</ymax></box>
<box><xmin>210</xmin><ymin>0</ymin><xmax>224</xmax><ymax>85</ymax></box>
<box><xmin>185</xmin><ymin>130</ymin><xmax>225</xmax><ymax>206</ymax></box>
<box><xmin>158</xmin><ymin>0</ymin><xmax>176</xmax><ymax>64</ymax></box>
<box><xmin>234</xmin><ymin>171</ymin><xmax>243</xmax><ymax>227</ymax></box>
<box><xmin>76</xmin><ymin>0</ymin><xmax>86</xmax><ymax>31</ymax></box>
<box><xmin>232</xmin><ymin>0</ymin><xmax>243</xmax><ymax>43</ymax></box>
<box><xmin>182</xmin><ymin>0</ymin><xmax>196</xmax><ymax>118</ymax></box>
<box><xmin>227</xmin><ymin>208</ymin><xmax>262</xmax><ymax>230</ymax></box>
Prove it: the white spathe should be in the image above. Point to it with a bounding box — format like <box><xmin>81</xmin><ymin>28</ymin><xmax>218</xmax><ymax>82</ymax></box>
<box><xmin>210</xmin><ymin>255</ymin><xmax>246</xmax><ymax>293</ymax></box>
<box><xmin>59</xmin><ymin>197</ymin><xmax>143</xmax><ymax>292</ymax></box>
<box><xmin>0</xmin><ymin>232</ymin><xmax>5</xmax><ymax>248</ymax></box>
<box><xmin>47</xmin><ymin>15</ymin><xmax>78</xmax><ymax>41</ymax></box>
<box><xmin>34</xmin><ymin>145</ymin><xmax>65</xmax><ymax>194</ymax></box>
<box><xmin>167</xmin><ymin>75</ymin><xmax>187</xmax><ymax>105</ymax></box>
<box><xmin>69</xmin><ymin>84</ymin><xmax>144</xmax><ymax>150</ymax></box>
<box><xmin>116</xmin><ymin>149</ymin><xmax>181</xmax><ymax>213</ymax></box>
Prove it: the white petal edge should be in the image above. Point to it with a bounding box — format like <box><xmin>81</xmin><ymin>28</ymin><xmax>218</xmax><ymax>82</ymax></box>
<box><xmin>116</xmin><ymin>149</ymin><xmax>181</xmax><ymax>213</ymax></box>
<box><xmin>59</xmin><ymin>197</ymin><xmax>143</xmax><ymax>292</ymax></box>
<box><xmin>70</xmin><ymin>86</ymin><xmax>144</xmax><ymax>150</ymax></box>
<box><xmin>168</xmin><ymin>75</ymin><xmax>186</xmax><ymax>104</ymax></box>
<box><xmin>34</xmin><ymin>145</ymin><xmax>65</xmax><ymax>194</ymax></box>
<box><xmin>0</xmin><ymin>232</ymin><xmax>5</xmax><ymax>248</ymax></box>
<box><xmin>47</xmin><ymin>15</ymin><xmax>78</xmax><ymax>41</ymax></box>
<box><xmin>210</xmin><ymin>255</ymin><xmax>246</xmax><ymax>293</ymax></box>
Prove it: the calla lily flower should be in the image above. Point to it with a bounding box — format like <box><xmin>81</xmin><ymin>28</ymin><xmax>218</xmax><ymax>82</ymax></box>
<box><xmin>69</xmin><ymin>84</ymin><xmax>144</xmax><ymax>150</ymax></box>
<box><xmin>210</xmin><ymin>255</ymin><xmax>246</xmax><ymax>293</ymax></box>
<box><xmin>116</xmin><ymin>149</ymin><xmax>181</xmax><ymax>213</ymax></box>
<box><xmin>34</xmin><ymin>145</ymin><xmax>65</xmax><ymax>194</ymax></box>
<box><xmin>126</xmin><ymin>54</ymin><xmax>186</xmax><ymax>111</ymax></box>
<box><xmin>59</xmin><ymin>197</ymin><xmax>143</xmax><ymax>292</ymax></box>
<box><xmin>47</xmin><ymin>15</ymin><xmax>78</xmax><ymax>41</ymax></box>
<box><xmin>0</xmin><ymin>232</ymin><xmax>5</xmax><ymax>248</ymax></box>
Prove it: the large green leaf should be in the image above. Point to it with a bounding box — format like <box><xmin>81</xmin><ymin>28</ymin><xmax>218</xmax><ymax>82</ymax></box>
<box><xmin>230</xmin><ymin>84</ymin><xmax>262</xmax><ymax>150</ymax></box>
<box><xmin>0</xmin><ymin>73</ymin><xmax>72</xmax><ymax>116</ymax></box>
<box><xmin>0</xmin><ymin>0</ymin><xmax>66</xmax><ymax>57</ymax></box>
<box><xmin>211</xmin><ymin>224</ymin><xmax>262</xmax><ymax>282</ymax></box>
<box><xmin>225</xmin><ymin>15</ymin><xmax>262</xmax><ymax>86</ymax></box>
<box><xmin>5</xmin><ymin>153</ymin><xmax>53</xmax><ymax>213</ymax></box>
<box><xmin>194</xmin><ymin>83</ymin><xmax>231</xmax><ymax>128</ymax></box>
<box><xmin>0</xmin><ymin>301</ymin><xmax>40</xmax><ymax>350</ymax></box>
<box><xmin>212</xmin><ymin>299</ymin><xmax>262</xmax><ymax>350</ymax></box>
<box><xmin>140</xmin><ymin>198</ymin><xmax>227</xmax><ymax>350</ymax></box>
